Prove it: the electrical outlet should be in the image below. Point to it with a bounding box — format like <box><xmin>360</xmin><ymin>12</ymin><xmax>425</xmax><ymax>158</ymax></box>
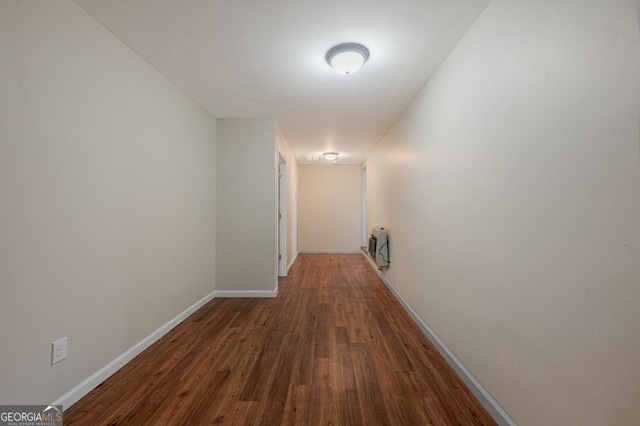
<box><xmin>51</xmin><ymin>337</ymin><xmax>67</xmax><ymax>365</ymax></box>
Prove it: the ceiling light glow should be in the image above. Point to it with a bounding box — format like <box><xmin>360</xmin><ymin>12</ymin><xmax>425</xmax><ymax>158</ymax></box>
<box><xmin>326</xmin><ymin>43</ymin><xmax>369</xmax><ymax>75</ymax></box>
<box><xmin>323</xmin><ymin>152</ymin><xmax>339</xmax><ymax>161</ymax></box>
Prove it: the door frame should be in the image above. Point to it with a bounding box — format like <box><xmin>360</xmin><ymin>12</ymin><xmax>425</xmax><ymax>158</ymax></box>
<box><xmin>361</xmin><ymin>166</ymin><xmax>367</xmax><ymax>248</ymax></box>
<box><xmin>278</xmin><ymin>156</ymin><xmax>287</xmax><ymax>277</ymax></box>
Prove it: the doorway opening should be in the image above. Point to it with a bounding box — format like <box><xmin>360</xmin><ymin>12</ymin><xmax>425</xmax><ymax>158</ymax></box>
<box><xmin>361</xmin><ymin>166</ymin><xmax>367</xmax><ymax>249</ymax></box>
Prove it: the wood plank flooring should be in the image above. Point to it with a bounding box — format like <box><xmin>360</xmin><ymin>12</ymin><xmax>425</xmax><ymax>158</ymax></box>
<box><xmin>64</xmin><ymin>254</ymin><xmax>496</xmax><ymax>425</ymax></box>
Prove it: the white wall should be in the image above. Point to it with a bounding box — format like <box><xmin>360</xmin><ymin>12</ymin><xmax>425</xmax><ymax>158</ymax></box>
<box><xmin>366</xmin><ymin>0</ymin><xmax>640</xmax><ymax>424</ymax></box>
<box><xmin>0</xmin><ymin>0</ymin><xmax>216</xmax><ymax>405</ymax></box>
<box><xmin>277</xmin><ymin>125</ymin><xmax>299</xmax><ymax>270</ymax></box>
<box><xmin>299</xmin><ymin>165</ymin><xmax>362</xmax><ymax>253</ymax></box>
<box><xmin>216</xmin><ymin>118</ymin><xmax>278</xmax><ymax>293</ymax></box>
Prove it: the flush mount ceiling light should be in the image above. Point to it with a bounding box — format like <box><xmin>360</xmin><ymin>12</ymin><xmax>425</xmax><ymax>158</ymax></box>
<box><xmin>326</xmin><ymin>43</ymin><xmax>369</xmax><ymax>75</ymax></box>
<box><xmin>323</xmin><ymin>152</ymin><xmax>339</xmax><ymax>161</ymax></box>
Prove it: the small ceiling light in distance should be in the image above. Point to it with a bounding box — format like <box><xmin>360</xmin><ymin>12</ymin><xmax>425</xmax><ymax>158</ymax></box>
<box><xmin>323</xmin><ymin>152</ymin><xmax>339</xmax><ymax>161</ymax></box>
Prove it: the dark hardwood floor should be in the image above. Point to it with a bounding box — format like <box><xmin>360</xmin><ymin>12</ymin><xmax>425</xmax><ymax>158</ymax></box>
<box><xmin>64</xmin><ymin>253</ymin><xmax>496</xmax><ymax>425</ymax></box>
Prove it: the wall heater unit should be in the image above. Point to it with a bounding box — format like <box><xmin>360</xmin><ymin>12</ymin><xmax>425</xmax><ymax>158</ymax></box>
<box><xmin>369</xmin><ymin>227</ymin><xmax>390</xmax><ymax>268</ymax></box>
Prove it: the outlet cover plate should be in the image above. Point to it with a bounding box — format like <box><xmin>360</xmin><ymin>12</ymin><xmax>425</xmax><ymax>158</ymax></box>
<box><xmin>52</xmin><ymin>337</ymin><xmax>67</xmax><ymax>365</ymax></box>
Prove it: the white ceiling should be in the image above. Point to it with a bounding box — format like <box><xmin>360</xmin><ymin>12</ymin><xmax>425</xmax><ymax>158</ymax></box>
<box><xmin>74</xmin><ymin>0</ymin><xmax>489</xmax><ymax>165</ymax></box>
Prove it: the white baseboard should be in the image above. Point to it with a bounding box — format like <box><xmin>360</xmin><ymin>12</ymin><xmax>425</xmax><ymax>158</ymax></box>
<box><xmin>298</xmin><ymin>250</ymin><xmax>362</xmax><ymax>254</ymax></box>
<box><xmin>54</xmin><ymin>290</ymin><xmax>216</xmax><ymax>409</ymax></box>
<box><xmin>287</xmin><ymin>252</ymin><xmax>299</xmax><ymax>273</ymax></box>
<box><xmin>214</xmin><ymin>289</ymin><xmax>278</xmax><ymax>298</ymax></box>
<box><xmin>361</xmin><ymin>253</ymin><xmax>516</xmax><ymax>426</ymax></box>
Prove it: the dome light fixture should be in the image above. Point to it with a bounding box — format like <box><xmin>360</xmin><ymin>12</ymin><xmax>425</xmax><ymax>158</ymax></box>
<box><xmin>323</xmin><ymin>152</ymin><xmax>339</xmax><ymax>161</ymax></box>
<box><xmin>326</xmin><ymin>43</ymin><xmax>369</xmax><ymax>75</ymax></box>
